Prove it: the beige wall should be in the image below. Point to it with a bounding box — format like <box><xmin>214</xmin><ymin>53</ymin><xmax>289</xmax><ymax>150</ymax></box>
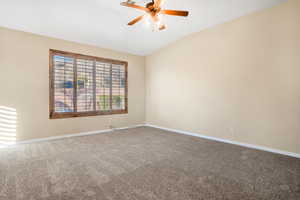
<box><xmin>0</xmin><ymin>27</ymin><xmax>145</xmax><ymax>141</ymax></box>
<box><xmin>0</xmin><ymin>0</ymin><xmax>299</xmax><ymax>155</ymax></box>
<box><xmin>146</xmin><ymin>0</ymin><xmax>300</xmax><ymax>154</ymax></box>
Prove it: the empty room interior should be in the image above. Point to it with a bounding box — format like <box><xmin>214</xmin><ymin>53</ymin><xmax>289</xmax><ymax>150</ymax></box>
<box><xmin>0</xmin><ymin>0</ymin><xmax>300</xmax><ymax>199</ymax></box>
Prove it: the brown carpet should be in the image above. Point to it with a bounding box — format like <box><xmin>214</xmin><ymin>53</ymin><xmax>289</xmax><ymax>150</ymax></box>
<box><xmin>0</xmin><ymin>127</ymin><xmax>299</xmax><ymax>200</ymax></box>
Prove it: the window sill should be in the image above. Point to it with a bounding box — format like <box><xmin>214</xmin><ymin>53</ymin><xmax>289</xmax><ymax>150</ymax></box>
<box><xmin>50</xmin><ymin>110</ymin><xmax>128</xmax><ymax>119</ymax></box>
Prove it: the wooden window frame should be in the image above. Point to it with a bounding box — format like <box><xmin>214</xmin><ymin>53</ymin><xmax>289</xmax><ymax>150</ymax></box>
<box><xmin>49</xmin><ymin>49</ymin><xmax>128</xmax><ymax>119</ymax></box>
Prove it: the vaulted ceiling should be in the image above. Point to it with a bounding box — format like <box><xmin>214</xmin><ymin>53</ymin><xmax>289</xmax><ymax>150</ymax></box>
<box><xmin>0</xmin><ymin>0</ymin><xmax>286</xmax><ymax>55</ymax></box>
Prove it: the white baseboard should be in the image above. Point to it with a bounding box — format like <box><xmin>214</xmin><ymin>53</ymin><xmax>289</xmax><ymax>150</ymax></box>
<box><xmin>145</xmin><ymin>124</ymin><xmax>300</xmax><ymax>159</ymax></box>
<box><xmin>1</xmin><ymin>124</ymin><xmax>144</xmax><ymax>148</ymax></box>
<box><xmin>3</xmin><ymin>123</ymin><xmax>299</xmax><ymax>159</ymax></box>
<box><xmin>114</xmin><ymin>124</ymin><xmax>144</xmax><ymax>130</ymax></box>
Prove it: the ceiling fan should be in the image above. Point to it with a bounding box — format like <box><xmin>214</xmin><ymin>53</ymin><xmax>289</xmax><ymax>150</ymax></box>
<box><xmin>120</xmin><ymin>0</ymin><xmax>189</xmax><ymax>31</ymax></box>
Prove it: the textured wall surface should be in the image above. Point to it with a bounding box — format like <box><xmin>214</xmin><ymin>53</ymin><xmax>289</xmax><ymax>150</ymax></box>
<box><xmin>0</xmin><ymin>27</ymin><xmax>145</xmax><ymax>141</ymax></box>
<box><xmin>146</xmin><ymin>0</ymin><xmax>300</xmax><ymax>154</ymax></box>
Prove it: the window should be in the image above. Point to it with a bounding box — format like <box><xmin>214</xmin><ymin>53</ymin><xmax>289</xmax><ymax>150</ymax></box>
<box><xmin>49</xmin><ymin>49</ymin><xmax>128</xmax><ymax>119</ymax></box>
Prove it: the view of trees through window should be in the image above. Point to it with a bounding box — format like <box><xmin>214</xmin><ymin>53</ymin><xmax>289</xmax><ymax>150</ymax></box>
<box><xmin>50</xmin><ymin>50</ymin><xmax>127</xmax><ymax>119</ymax></box>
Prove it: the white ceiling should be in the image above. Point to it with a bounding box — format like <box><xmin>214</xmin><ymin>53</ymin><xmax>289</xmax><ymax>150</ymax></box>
<box><xmin>0</xmin><ymin>0</ymin><xmax>286</xmax><ymax>56</ymax></box>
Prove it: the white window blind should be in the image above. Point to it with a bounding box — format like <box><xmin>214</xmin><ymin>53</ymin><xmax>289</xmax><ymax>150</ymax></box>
<box><xmin>50</xmin><ymin>50</ymin><xmax>128</xmax><ymax>119</ymax></box>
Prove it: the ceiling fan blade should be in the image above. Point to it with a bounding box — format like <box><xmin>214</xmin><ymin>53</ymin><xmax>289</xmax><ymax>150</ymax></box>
<box><xmin>160</xmin><ymin>10</ymin><xmax>189</xmax><ymax>17</ymax></box>
<box><xmin>128</xmin><ymin>15</ymin><xmax>145</xmax><ymax>25</ymax></box>
<box><xmin>120</xmin><ymin>2</ymin><xmax>149</xmax><ymax>12</ymax></box>
<box><xmin>154</xmin><ymin>0</ymin><xmax>164</xmax><ymax>8</ymax></box>
<box><xmin>159</xmin><ymin>24</ymin><xmax>166</xmax><ymax>31</ymax></box>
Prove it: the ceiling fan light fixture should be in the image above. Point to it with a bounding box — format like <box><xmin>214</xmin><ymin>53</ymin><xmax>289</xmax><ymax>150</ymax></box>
<box><xmin>155</xmin><ymin>15</ymin><xmax>163</xmax><ymax>26</ymax></box>
<box><xmin>121</xmin><ymin>0</ymin><xmax>189</xmax><ymax>31</ymax></box>
<box><xmin>144</xmin><ymin>14</ymin><xmax>151</xmax><ymax>27</ymax></box>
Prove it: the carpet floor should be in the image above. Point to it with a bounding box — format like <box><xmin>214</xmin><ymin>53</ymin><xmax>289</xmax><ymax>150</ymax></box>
<box><xmin>0</xmin><ymin>127</ymin><xmax>300</xmax><ymax>200</ymax></box>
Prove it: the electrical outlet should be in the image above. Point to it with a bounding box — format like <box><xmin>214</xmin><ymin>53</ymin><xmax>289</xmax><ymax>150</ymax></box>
<box><xmin>109</xmin><ymin>125</ymin><xmax>115</xmax><ymax>130</ymax></box>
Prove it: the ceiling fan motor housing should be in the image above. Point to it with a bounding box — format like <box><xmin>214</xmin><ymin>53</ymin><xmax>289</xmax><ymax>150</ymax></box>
<box><xmin>146</xmin><ymin>1</ymin><xmax>161</xmax><ymax>14</ymax></box>
<box><xmin>146</xmin><ymin>2</ymin><xmax>154</xmax><ymax>7</ymax></box>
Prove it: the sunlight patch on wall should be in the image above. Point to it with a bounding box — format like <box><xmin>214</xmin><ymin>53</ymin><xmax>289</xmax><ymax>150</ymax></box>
<box><xmin>0</xmin><ymin>106</ymin><xmax>17</xmax><ymax>148</ymax></box>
